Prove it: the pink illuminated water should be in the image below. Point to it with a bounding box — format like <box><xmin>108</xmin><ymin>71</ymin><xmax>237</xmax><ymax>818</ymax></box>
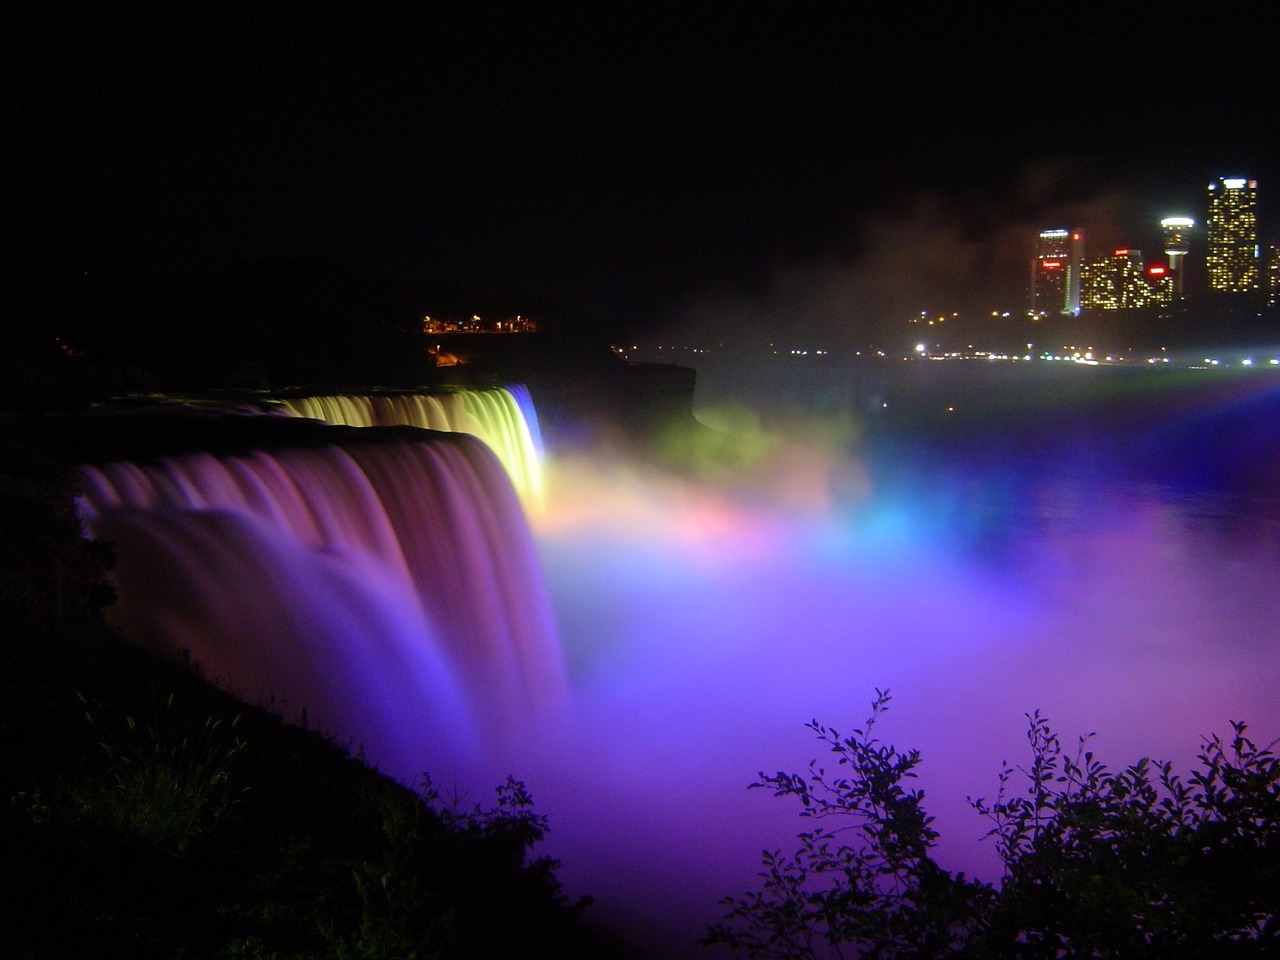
<box><xmin>76</xmin><ymin>370</ymin><xmax>1280</xmax><ymax>959</ymax></box>
<box><xmin>77</xmin><ymin>433</ymin><xmax>564</xmax><ymax>776</ymax></box>
<box><xmin>515</xmin><ymin>366</ymin><xmax>1280</xmax><ymax>957</ymax></box>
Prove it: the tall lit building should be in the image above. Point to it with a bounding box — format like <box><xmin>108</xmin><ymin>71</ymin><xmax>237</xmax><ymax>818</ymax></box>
<box><xmin>1081</xmin><ymin>249</ymin><xmax>1141</xmax><ymax>310</ymax></box>
<box><xmin>1142</xmin><ymin>263</ymin><xmax>1175</xmax><ymax>309</ymax></box>
<box><xmin>1030</xmin><ymin>228</ymin><xmax>1083</xmax><ymax>316</ymax></box>
<box><xmin>1159</xmin><ymin>216</ymin><xmax>1194</xmax><ymax>298</ymax></box>
<box><xmin>1066</xmin><ymin>229</ymin><xmax>1083</xmax><ymax>314</ymax></box>
<box><xmin>1205</xmin><ymin>177</ymin><xmax>1259</xmax><ymax>294</ymax></box>
<box><xmin>1079</xmin><ymin>249</ymin><xmax>1170</xmax><ymax>310</ymax></box>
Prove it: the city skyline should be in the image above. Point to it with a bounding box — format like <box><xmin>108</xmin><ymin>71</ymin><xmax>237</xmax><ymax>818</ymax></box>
<box><xmin>4</xmin><ymin>7</ymin><xmax>1277</xmax><ymax>340</ymax></box>
<box><xmin>1031</xmin><ymin>174</ymin><xmax>1270</xmax><ymax>316</ymax></box>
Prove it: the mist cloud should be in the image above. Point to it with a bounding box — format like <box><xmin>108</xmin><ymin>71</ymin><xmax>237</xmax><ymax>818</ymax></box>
<box><xmin>669</xmin><ymin>162</ymin><xmax>1142</xmax><ymax>354</ymax></box>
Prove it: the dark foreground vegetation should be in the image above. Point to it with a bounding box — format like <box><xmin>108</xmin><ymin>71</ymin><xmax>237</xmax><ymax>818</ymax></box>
<box><xmin>707</xmin><ymin>691</ymin><xmax>1280</xmax><ymax>959</ymax></box>
<box><xmin>0</xmin><ymin>441</ymin><xmax>635</xmax><ymax>959</ymax></box>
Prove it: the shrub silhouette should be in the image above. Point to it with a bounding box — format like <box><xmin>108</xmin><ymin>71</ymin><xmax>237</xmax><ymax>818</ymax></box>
<box><xmin>706</xmin><ymin>690</ymin><xmax>1280</xmax><ymax>959</ymax></box>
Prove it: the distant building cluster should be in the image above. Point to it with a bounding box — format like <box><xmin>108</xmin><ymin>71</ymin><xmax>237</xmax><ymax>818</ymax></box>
<box><xmin>1081</xmin><ymin>248</ymin><xmax>1173</xmax><ymax>311</ymax></box>
<box><xmin>421</xmin><ymin>314</ymin><xmax>537</xmax><ymax>334</ymax></box>
<box><xmin>1030</xmin><ymin>176</ymin><xmax>1278</xmax><ymax>315</ymax></box>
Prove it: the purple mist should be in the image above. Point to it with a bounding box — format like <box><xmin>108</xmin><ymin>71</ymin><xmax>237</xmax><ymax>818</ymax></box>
<box><xmin>77</xmin><ymin>378</ymin><xmax>1280</xmax><ymax>959</ymax></box>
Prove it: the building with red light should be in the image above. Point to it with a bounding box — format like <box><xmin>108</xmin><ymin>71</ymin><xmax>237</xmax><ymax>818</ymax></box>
<box><xmin>1080</xmin><ymin>249</ymin><xmax>1172</xmax><ymax>310</ymax></box>
<box><xmin>1030</xmin><ymin>228</ymin><xmax>1083</xmax><ymax>316</ymax></box>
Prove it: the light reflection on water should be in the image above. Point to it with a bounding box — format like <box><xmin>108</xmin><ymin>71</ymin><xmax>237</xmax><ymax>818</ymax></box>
<box><xmin>521</xmin><ymin>364</ymin><xmax>1280</xmax><ymax>959</ymax></box>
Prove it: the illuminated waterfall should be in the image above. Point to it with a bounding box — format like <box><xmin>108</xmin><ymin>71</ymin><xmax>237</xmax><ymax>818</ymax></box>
<box><xmin>278</xmin><ymin>386</ymin><xmax>544</xmax><ymax>506</ymax></box>
<box><xmin>76</xmin><ymin>431</ymin><xmax>566</xmax><ymax>777</ymax></box>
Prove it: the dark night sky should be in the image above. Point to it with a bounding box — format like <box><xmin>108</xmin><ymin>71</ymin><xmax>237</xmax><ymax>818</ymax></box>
<box><xmin>3</xmin><ymin>4</ymin><xmax>1275</xmax><ymax>338</ymax></box>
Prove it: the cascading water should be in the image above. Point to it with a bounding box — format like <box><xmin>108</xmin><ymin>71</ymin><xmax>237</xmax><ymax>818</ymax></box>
<box><xmin>277</xmin><ymin>386</ymin><xmax>544</xmax><ymax>506</ymax></box>
<box><xmin>69</xmin><ymin>368</ymin><xmax>1280</xmax><ymax>959</ymax></box>
<box><xmin>75</xmin><ymin>430</ymin><xmax>565</xmax><ymax>779</ymax></box>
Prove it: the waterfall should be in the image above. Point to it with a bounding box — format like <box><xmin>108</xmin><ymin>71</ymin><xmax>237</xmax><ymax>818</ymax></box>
<box><xmin>76</xmin><ymin>431</ymin><xmax>566</xmax><ymax>778</ymax></box>
<box><xmin>278</xmin><ymin>387</ymin><xmax>544</xmax><ymax>506</ymax></box>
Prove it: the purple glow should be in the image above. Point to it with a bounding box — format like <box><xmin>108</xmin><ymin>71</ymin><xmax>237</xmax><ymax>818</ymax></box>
<box><xmin>77</xmin><ymin>376</ymin><xmax>1280</xmax><ymax>959</ymax></box>
<box><xmin>77</xmin><ymin>434</ymin><xmax>565</xmax><ymax>771</ymax></box>
<box><xmin>516</xmin><ymin>387</ymin><xmax>1280</xmax><ymax>957</ymax></box>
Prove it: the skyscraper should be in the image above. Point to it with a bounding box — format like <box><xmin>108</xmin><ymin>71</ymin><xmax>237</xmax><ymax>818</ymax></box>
<box><xmin>1030</xmin><ymin>228</ymin><xmax>1083</xmax><ymax>316</ymax></box>
<box><xmin>1205</xmin><ymin>178</ymin><xmax>1259</xmax><ymax>295</ymax></box>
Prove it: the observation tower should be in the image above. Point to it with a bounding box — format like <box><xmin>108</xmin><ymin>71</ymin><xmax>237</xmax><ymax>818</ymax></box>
<box><xmin>1160</xmin><ymin>216</ymin><xmax>1194</xmax><ymax>298</ymax></box>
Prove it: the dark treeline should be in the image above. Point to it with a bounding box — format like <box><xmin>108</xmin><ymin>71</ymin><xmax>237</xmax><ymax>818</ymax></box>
<box><xmin>2</xmin><ymin>259</ymin><xmax>616</xmax><ymax>401</ymax></box>
<box><xmin>8</xmin><ymin>260</ymin><xmax>417</xmax><ymax>391</ymax></box>
<box><xmin>0</xmin><ymin>259</ymin><xmax>704</xmax><ymax>459</ymax></box>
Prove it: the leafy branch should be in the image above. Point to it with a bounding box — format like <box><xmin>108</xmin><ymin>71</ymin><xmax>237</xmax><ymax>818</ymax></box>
<box><xmin>708</xmin><ymin>691</ymin><xmax>1280</xmax><ymax>959</ymax></box>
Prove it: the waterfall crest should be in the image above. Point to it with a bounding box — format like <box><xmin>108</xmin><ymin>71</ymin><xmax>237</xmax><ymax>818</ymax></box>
<box><xmin>278</xmin><ymin>387</ymin><xmax>544</xmax><ymax>506</ymax></box>
<box><xmin>76</xmin><ymin>431</ymin><xmax>566</xmax><ymax>777</ymax></box>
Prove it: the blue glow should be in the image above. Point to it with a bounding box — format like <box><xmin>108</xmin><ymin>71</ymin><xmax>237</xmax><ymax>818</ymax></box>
<box><xmin>79</xmin><ymin>374</ymin><xmax>1280</xmax><ymax>959</ymax></box>
<box><xmin>521</xmin><ymin>372</ymin><xmax>1280</xmax><ymax>955</ymax></box>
